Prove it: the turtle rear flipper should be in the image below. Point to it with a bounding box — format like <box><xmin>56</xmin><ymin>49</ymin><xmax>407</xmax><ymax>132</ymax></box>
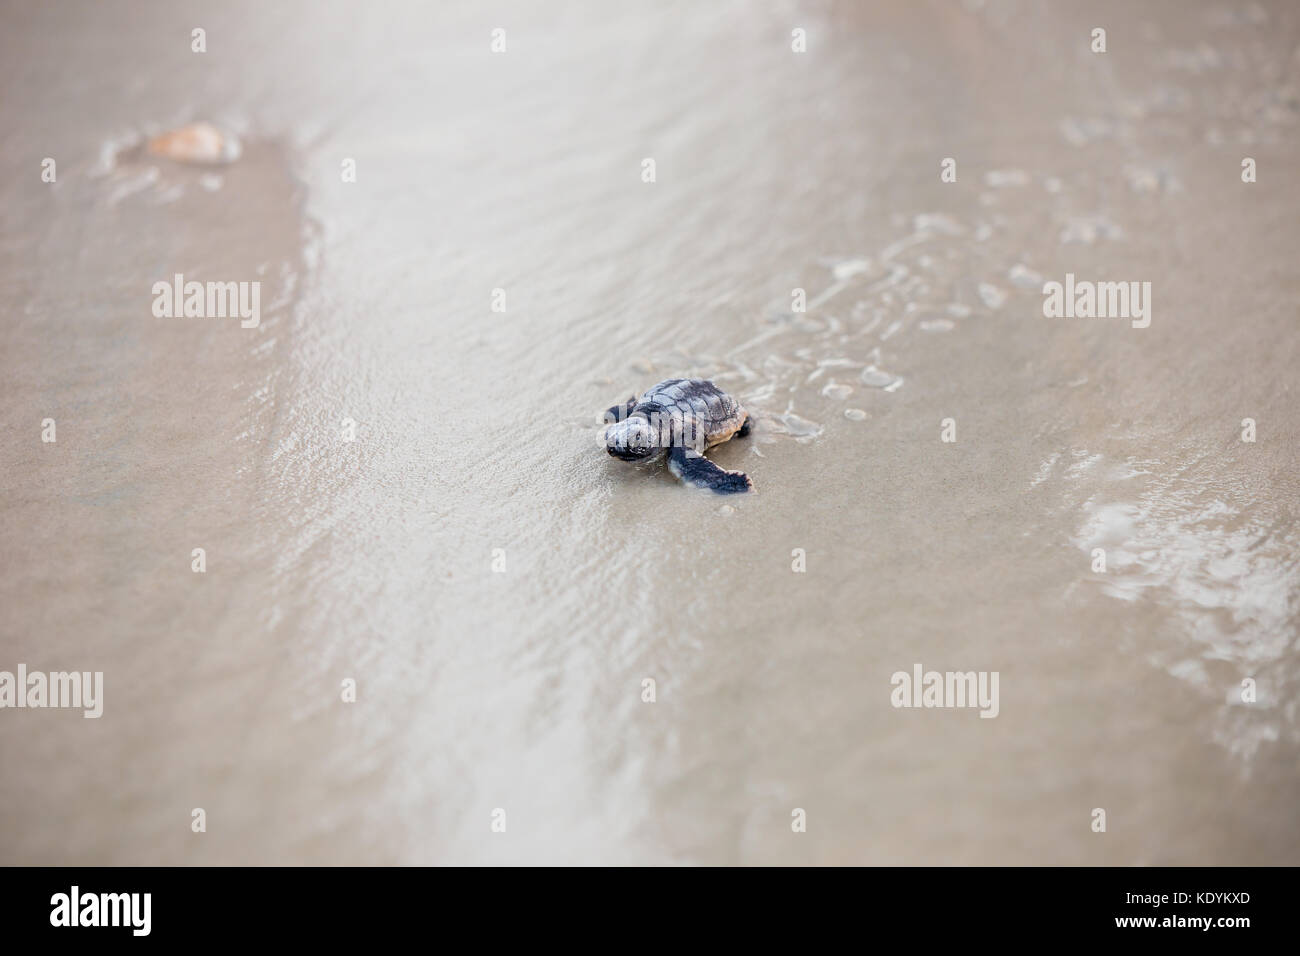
<box><xmin>669</xmin><ymin>446</ymin><xmax>752</xmax><ymax>494</ymax></box>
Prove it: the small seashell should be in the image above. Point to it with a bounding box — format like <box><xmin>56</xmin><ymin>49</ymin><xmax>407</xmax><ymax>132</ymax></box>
<box><xmin>147</xmin><ymin>122</ymin><xmax>240</xmax><ymax>165</ymax></box>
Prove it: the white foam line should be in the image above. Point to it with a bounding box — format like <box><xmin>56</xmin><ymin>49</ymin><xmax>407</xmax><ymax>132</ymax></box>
<box><xmin>726</xmin><ymin>324</ymin><xmax>787</xmax><ymax>358</ymax></box>
<box><xmin>879</xmin><ymin>232</ymin><xmax>931</xmax><ymax>262</ymax></box>
<box><xmin>806</xmin><ymin>279</ymin><xmax>850</xmax><ymax>311</ymax></box>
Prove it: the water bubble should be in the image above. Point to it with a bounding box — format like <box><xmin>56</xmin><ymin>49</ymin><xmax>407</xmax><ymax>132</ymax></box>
<box><xmin>774</xmin><ymin>411</ymin><xmax>823</xmax><ymax>439</ymax></box>
<box><xmin>1059</xmin><ymin>216</ymin><xmax>1123</xmax><ymax>245</ymax></box>
<box><xmin>920</xmin><ymin>318</ymin><xmax>955</xmax><ymax>332</ymax></box>
<box><xmin>860</xmin><ymin>366</ymin><xmax>901</xmax><ymax>389</ymax></box>
<box><xmin>984</xmin><ymin>169</ymin><xmax>1030</xmax><ymax>188</ymax></box>
<box><xmin>913</xmin><ymin>213</ymin><xmax>965</xmax><ymax>235</ymax></box>
<box><xmin>1008</xmin><ymin>263</ymin><xmax>1044</xmax><ymax>288</ymax></box>
<box><xmin>978</xmin><ymin>283</ymin><xmax>1007</xmax><ymax>309</ymax></box>
<box><xmin>1124</xmin><ymin>164</ymin><xmax>1182</xmax><ymax>194</ymax></box>
<box><xmin>1059</xmin><ymin>116</ymin><xmax>1114</xmax><ymax>146</ymax></box>
<box><xmin>831</xmin><ymin>258</ymin><xmax>872</xmax><ymax>280</ymax></box>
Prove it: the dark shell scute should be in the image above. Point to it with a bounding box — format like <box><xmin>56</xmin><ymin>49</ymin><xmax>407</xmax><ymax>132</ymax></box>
<box><xmin>633</xmin><ymin>378</ymin><xmax>744</xmax><ymax>442</ymax></box>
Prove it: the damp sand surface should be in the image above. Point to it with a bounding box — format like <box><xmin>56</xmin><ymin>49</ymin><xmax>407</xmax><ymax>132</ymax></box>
<box><xmin>1</xmin><ymin>0</ymin><xmax>1298</xmax><ymax>864</ymax></box>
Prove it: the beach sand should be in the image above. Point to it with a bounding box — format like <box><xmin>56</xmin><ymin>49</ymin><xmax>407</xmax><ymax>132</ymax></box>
<box><xmin>1</xmin><ymin>0</ymin><xmax>1297</xmax><ymax>864</ymax></box>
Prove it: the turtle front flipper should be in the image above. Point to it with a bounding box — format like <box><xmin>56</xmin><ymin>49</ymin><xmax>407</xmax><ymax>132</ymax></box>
<box><xmin>668</xmin><ymin>445</ymin><xmax>752</xmax><ymax>494</ymax></box>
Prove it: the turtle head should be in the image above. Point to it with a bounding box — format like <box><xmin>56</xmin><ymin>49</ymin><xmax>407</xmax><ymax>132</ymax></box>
<box><xmin>605</xmin><ymin>416</ymin><xmax>659</xmax><ymax>461</ymax></box>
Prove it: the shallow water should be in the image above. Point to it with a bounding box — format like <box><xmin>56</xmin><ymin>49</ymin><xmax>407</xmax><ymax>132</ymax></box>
<box><xmin>1</xmin><ymin>0</ymin><xmax>1298</xmax><ymax>864</ymax></box>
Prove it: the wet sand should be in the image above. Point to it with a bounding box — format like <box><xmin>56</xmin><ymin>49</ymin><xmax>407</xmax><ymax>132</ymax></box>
<box><xmin>1</xmin><ymin>0</ymin><xmax>1298</xmax><ymax>864</ymax></box>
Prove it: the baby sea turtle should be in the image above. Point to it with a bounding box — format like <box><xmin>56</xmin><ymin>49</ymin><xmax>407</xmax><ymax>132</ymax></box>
<box><xmin>604</xmin><ymin>378</ymin><xmax>753</xmax><ymax>494</ymax></box>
